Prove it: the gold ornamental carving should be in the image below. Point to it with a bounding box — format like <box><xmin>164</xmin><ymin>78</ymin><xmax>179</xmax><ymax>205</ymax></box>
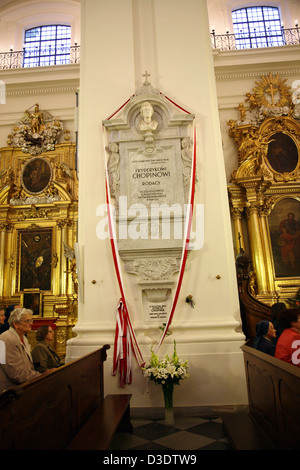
<box><xmin>17</xmin><ymin>205</ymin><xmax>51</xmax><ymax>221</ymax></box>
<box><xmin>252</xmin><ymin>73</ymin><xmax>291</xmax><ymax>108</ymax></box>
<box><xmin>0</xmin><ymin>106</ymin><xmax>78</xmax><ymax>359</ymax></box>
<box><xmin>228</xmin><ymin>73</ymin><xmax>300</xmax><ymax>303</ymax></box>
<box><xmin>9</xmin><ymin>103</ymin><xmax>64</xmax><ymax>156</ymax></box>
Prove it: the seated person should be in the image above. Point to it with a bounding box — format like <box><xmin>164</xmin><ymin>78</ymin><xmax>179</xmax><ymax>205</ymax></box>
<box><xmin>0</xmin><ymin>304</ymin><xmax>21</xmax><ymax>334</ymax></box>
<box><xmin>253</xmin><ymin>321</ymin><xmax>276</xmax><ymax>356</ymax></box>
<box><xmin>32</xmin><ymin>325</ymin><xmax>64</xmax><ymax>372</ymax></box>
<box><xmin>270</xmin><ymin>302</ymin><xmax>286</xmax><ymax>343</ymax></box>
<box><xmin>0</xmin><ymin>307</ymin><xmax>40</xmax><ymax>392</ymax></box>
<box><xmin>275</xmin><ymin>308</ymin><xmax>300</xmax><ymax>367</ymax></box>
<box><xmin>0</xmin><ymin>306</ymin><xmax>5</xmax><ymax>327</ymax></box>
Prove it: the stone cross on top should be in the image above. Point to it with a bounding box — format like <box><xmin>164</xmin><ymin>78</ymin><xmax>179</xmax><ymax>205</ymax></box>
<box><xmin>143</xmin><ymin>70</ymin><xmax>151</xmax><ymax>85</ymax></box>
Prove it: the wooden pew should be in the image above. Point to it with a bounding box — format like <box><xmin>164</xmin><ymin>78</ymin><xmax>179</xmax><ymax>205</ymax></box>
<box><xmin>0</xmin><ymin>344</ymin><xmax>132</xmax><ymax>450</ymax></box>
<box><xmin>223</xmin><ymin>341</ymin><xmax>300</xmax><ymax>450</ymax></box>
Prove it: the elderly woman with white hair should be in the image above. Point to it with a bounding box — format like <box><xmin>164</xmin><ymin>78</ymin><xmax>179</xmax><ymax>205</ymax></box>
<box><xmin>0</xmin><ymin>307</ymin><xmax>40</xmax><ymax>392</ymax></box>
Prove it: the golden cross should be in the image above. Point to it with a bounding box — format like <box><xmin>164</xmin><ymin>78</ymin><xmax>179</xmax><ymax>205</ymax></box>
<box><xmin>265</xmin><ymin>84</ymin><xmax>278</xmax><ymax>106</ymax></box>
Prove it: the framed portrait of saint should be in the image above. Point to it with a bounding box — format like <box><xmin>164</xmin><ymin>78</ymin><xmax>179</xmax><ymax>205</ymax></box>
<box><xmin>18</xmin><ymin>229</ymin><xmax>52</xmax><ymax>291</ymax></box>
<box><xmin>21</xmin><ymin>157</ymin><xmax>52</xmax><ymax>194</ymax></box>
<box><xmin>266</xmin><ymin>133</ymin><xmax>298</xmax><ymax>174</ymax></box>
<box><xmin>268</xmin><ymin>198</ymin><xmax>300</xmax><ymax>278</ymax></box>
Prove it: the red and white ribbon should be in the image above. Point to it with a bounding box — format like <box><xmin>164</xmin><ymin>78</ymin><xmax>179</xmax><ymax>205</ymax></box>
<box><xmin>155</xmin><ymin>125</ymin><xmax>196</xmax><ymax>352</ymax></box>
<box><xmin>104</xmin><ymin>133</ymin><xmax>145</xmax><ymax>388</ymax></box>
<box><xmin>104</xmin><ymin>92</ymin><xmax>196</xmax><ymax>385</ymax></box>
<box><xmin>112</xmin><ymin>300</ymin><xmax>133</xmax><ymax>386</ymax></box>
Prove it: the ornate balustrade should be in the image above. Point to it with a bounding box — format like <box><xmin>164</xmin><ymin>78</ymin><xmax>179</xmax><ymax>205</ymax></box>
<box><xmin>0</xmin><ymin>44</ymin><xmax>80</xmax><ymax>69</ymax></box>
<box><xmin>211</xmin><ymin>26</ymin><xmax>300</xmax><ymax>50</ymax></box>
<box><xmin>0</xmin><ymin>27</ymin><xmax>299</xmax><ymax>69</ymax></box>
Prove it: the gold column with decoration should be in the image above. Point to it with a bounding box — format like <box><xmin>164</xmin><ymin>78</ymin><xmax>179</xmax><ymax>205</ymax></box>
<box><xmin>259</xmin><ymin>205</ymin><xmax>276</xmax><ymax>297</ymax></box>
<box><xmin>246</xmin><ymin>203</ymin><xmax>268</xmax><ymax>294</ymax></box>
<box><xmin>227</xmin><ymin>72</ymin><xmax>300</xmax><ymax>306</ymax></box>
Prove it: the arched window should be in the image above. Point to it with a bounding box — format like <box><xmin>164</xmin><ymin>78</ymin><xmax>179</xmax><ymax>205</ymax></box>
<box><xmin>232</xmin><ymin>6</ymin><xmax>284</xmax><ymax>49</ymax></box>
<box><xmin>23</xmin><ymin>25</ymin><xmax>71</xmax><ymax>67</ymax></box>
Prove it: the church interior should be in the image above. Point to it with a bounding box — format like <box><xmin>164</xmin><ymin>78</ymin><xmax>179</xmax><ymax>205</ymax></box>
<box><xmin>0</xmin><ymin>0</ymin><xmax>300</xmax><ymax>452</ymax></box>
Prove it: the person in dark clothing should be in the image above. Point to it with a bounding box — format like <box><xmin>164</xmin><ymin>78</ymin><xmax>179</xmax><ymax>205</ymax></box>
<box><xmin>0</xmin><ymin>305</ymin><xmax>21</xmax><ymax>334</ymax></box>
<box><xmin>0</xmin><ymin>306</ymin><xmax>5</xmax><ymax>327</ymax></box>
<box><xmin>31</xmin><ymin>325</ymin><xmax>64</xmax><ymax>372</ymax></box>
<box><xmin>270</xmin><ymin>302</ymin><xmax>286</xmax><ymax>343</ymax></box>
<box><xmin>253</xmin><ymin>321</ymin><xmax>276</xmax><ymax>356</ymax></box>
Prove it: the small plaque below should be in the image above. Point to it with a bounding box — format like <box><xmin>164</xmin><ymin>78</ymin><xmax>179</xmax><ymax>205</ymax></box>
<box><xmin>145</xmin><ymin>302</ymin><xmax>168</xmax><ymax>322</ymax></box>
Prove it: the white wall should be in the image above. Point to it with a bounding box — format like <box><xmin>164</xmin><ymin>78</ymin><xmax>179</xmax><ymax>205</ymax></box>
<box><xmin>0</xmin><ymin>1</ymin><xmax>80</xmax><ymax>146</ymax></box>
<box><xmin>0</xmin><ymin>0</ymin><xmax>80</xmax><ymax>52</ymax></box>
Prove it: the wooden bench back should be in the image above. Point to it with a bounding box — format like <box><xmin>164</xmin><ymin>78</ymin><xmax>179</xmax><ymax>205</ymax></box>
<box><xmin>242</xmin><ymin>341</ymin><xmax>300</xmax><ymax>450</ymax></box>
<box><xmin>0</xmin><ymin>345</ymin><xmax>110</xmax><ymax>450</ymax></box>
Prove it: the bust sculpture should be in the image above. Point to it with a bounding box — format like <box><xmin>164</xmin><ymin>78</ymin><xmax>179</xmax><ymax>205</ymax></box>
<box><xmin>139</xmin><ymin>102</ymin><xmax>158</xmax><ymax>132</ymax></box>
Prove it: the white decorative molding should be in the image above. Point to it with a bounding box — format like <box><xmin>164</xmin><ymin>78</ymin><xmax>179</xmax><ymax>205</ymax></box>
<box><xmin>6</xmin><ymin>85</ymin><xmax>79</xmax><ymax>97</ymax></box>
<box><xmin>124</xmin><ymin>257</ymin><xmax>180</xmax><ymax>281</ymax></box>
<box><xmin>213</xmin><ymin>45</ymin><xmax>300</xmax><ymax>80</ymax></box>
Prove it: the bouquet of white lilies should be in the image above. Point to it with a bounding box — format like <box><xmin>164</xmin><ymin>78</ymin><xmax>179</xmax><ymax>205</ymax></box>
<box><xmin>142</xmin><ymin>341</ymin><xmax>189</xmax><ymax>386</ymax></box>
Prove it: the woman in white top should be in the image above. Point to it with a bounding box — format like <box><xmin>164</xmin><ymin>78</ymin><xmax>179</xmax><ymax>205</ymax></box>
<box><xmin>0</xmin><ymin>308</ymin><xmax>40</xmax><ymax>392</ymax></box>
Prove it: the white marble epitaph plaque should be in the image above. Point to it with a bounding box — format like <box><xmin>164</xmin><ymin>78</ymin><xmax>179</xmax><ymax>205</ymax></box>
<box><xmin>147</xmin><ymin>302</ymin><xmax>168</xmax><ymax>321</ymax></box>
<box><xmin>141</xmin><ymin>287</ymin><xmax>172</xmax><ymax>323</ymax></box>
<box><xmin>104</xmin><ymin>82</ymin><xmax>194</xmax><ymax>324</ymax></box>
<box><xmin>120</xmin><ymin>139</ymin><xmax>183</xmax><ymax>210</ymax></box>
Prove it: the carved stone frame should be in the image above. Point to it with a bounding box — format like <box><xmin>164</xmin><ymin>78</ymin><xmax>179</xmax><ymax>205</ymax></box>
<box><xmin>103</xmin><ymin>77</ymin><xmax>195</xmax><ymax>321</ymax></box>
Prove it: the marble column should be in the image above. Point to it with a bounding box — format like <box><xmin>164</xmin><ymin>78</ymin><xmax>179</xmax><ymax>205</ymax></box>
<box><xmin>66</xmin><ymin>0</ymin><xmax>247</xmax><ymax>409</ymax></box>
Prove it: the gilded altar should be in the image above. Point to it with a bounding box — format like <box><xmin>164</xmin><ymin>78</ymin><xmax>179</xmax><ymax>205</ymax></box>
<box><xmin>0</xmin><ymin>104</ymin><xmax>78</xmax><ymax>358</ymax></box>
<box><xmin>228</xmin><ymin>73</ymin><xmax>300</xmax><ymax>307</ymax></box>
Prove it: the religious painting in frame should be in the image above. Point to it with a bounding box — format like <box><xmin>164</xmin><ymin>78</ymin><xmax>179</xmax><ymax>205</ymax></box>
<box><xmin>268</xmin><ymin>198</ymin><xmax>300</xmax><ymax>278</ymax></box>
<box><xmin>21</xmin><ymin>290</ymin><xmax>42</xmax><ymax>316</ymax></box>
<box><xmin>21</xmin><ymin>157</ymin><xmax>52</xmax><ymax>194</ymax></box>
<box><xmin>266</xmin><ymin>132</ymin><xmax>298</xmax><ymax>174</ymax></box>
<box><xmin>18</xmin><ymin>229</ymin><xmax>53</xmax><ymax>291</ymax></box>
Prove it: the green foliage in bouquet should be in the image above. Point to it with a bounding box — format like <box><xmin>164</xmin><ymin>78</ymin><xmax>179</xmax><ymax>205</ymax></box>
<box><xmin>142</xmin><ymin>341</ymin><xmax>189</xmax><ymax>386</ymax></box>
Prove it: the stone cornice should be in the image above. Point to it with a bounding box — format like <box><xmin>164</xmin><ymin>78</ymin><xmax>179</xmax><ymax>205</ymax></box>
<box><xmin>6</xmin><ymin>83</ymin><xmax>79</xmax><ymax>98</ymax></box>
<box><xmin>0</xmin><ymin>64</ymin><xmax>80</xmax><ymax>97</ymax></box>
<box><xmin>213</xmin><ymin>44</ymin><xmax>300</xmax><ymax>80</ymax></box>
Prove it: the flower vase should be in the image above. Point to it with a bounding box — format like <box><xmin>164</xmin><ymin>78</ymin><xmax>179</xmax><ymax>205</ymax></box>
<box><xmin>162</xmin><ymin>382</ymin><xmax>174</xmax><ymax>426</ymax></box>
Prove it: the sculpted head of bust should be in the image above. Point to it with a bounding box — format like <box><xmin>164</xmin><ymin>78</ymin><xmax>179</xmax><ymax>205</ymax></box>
<box><xmin>139</xmin><ymin>102</ymin><xmax>158</xmax><ymax>132</ymax></box>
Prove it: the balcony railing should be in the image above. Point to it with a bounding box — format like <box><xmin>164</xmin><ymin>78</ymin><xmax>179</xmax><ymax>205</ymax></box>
<box><xmin>0</xmin><ymin>27</ymin><xmax>300</xmax><ymax>69</ymax></box>
<box><xmin>0</xmin><ymin>44</ymin><xmax>80</xmax><ymax>69</ymax></box>
<box><xmin>211</xmin><ymin>26</ymin><xmax>300</xmax><ymax>50</ymax></box>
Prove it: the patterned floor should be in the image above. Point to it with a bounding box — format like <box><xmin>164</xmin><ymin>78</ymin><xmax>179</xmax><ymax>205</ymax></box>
<box><xmin>109</xmin><ymin>415</ymin><xmax>232</xmax><ymax>451</ymax></box>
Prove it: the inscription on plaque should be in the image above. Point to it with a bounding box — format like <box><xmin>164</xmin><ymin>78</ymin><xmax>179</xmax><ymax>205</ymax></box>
<box><xmin>147</xmin><ymin>303</ymin><xmax>168</xmax><ymax>321</ymax></box>
<box><xmin>130</xmin><ymin>154</ymin><xmax>172</xmax><ymax>205</ymax></box>
<box><xmin>120</xmin><ymin>139</ymin><xmax>182</xmax><ymax>208</ymax></box>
